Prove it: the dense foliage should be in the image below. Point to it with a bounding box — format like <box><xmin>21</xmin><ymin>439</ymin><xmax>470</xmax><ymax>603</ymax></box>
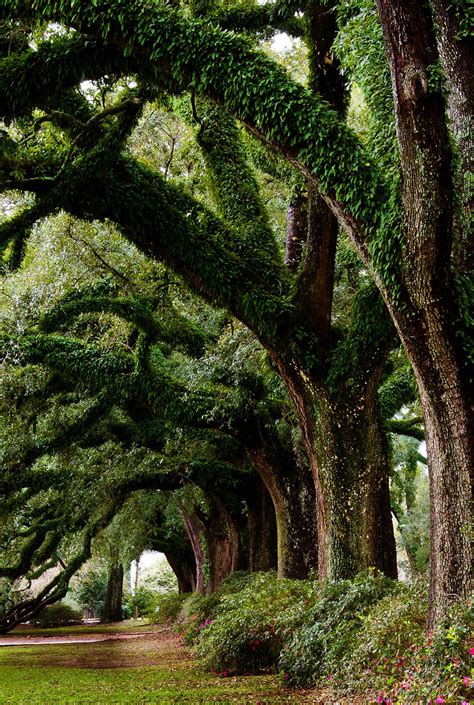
<box><xmin>0</xmin><ymin>0</ymin><xmax>471</xmax><ymax>686</ymax></box>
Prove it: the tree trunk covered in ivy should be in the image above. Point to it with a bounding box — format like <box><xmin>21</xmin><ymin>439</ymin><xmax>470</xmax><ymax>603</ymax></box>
<box><xmin>244</xmin><ymin>477</ymin><xmax>277</xmax><ymax>573</ymax></box>
<box><xmin>101</xmin><ymin>562</ymin><xmax>123</xmax><ymax>623</ymax></box>
<box><xmin>375</xmin><ymin>0</ymin><xmax>473</xmax><ymax>626</ymax></box>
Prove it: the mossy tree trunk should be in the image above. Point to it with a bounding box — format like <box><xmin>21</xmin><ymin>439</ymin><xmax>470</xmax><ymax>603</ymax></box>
<box><xmin>274</xmin><ymin>352</ymin><xmax>397</xmax><ymax>581</ymax></box>
<box><xmin>101</xmin><ymin>562</ymin><xmax>124</xmax><ymax>623</ymax></box>
<box><xmin>375</xmin><ymin>0</ymin><xmax>473</xmax><ymax>627</ymax></box>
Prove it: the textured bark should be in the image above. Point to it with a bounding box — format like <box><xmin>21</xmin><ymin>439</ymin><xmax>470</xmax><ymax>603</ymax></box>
<box><xmin>430</xmin><ymin>0</ymin><xmax>473</xmax><ymax>271</ymax></box>
<box><xmin>246</xmin><ymin>444</ymin><xmax>318</xmax><ymax>579</ymax></box>
<box><xmin>180</xmin><ymin>507</ymin><xmax>206</xmax><ymax>595</ymax></box>
<box><xmin>101</xmin><ymin>563</ymin><xmax>123</xmax><ymax>623</ymax></box>
<box><xmin>245</xmin><ymin>477</ymin><xmax>277</xmax><ymax>572</ymax></box>
<box><xmin>313</xmin><ymin>394</ymin><xmax>397</xmax><ymax>580</ymax></box>
<box><xmin>376</xmin><ymin>0</ymin><xmax>473</xmax><ymax>625</ymax></box>
<box><xmin>284</xmin><ymin>195</ymin><xmax>307</xmax><ymax>272</ymax></box>
<box><xmin>273</xmin><ymin>352</ymin><xmax>397</xmax><ymax>581</ymax></box>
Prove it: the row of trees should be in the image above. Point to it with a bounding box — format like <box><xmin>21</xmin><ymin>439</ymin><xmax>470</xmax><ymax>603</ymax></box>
<box><xmin>0</xmin><ymin>0</ymin><xmax>471</xmax><ymax>631</ymax></box>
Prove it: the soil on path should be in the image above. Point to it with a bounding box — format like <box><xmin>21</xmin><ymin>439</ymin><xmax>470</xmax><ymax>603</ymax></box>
<box><xmin>0</xmin><ymin>624</ymin><xmax>364</xmax><ymax>703</ymax></box>
<box><xmin>0</xmin><ymin>625</ymin><xmax>184</xmax><ymax>668</ymax></box>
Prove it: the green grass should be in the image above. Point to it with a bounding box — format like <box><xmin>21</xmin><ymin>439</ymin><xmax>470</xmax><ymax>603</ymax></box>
<box><xmin>0</xmin><ymin>626</ymin><xmax>313</xmax><ymax>703</ymax></box>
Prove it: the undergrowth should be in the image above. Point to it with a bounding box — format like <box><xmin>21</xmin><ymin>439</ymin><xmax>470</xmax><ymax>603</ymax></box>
<box><xmin>164</xmin><ymin>571</ymin><xmax>472</xmax><ymax>704</ymax></box>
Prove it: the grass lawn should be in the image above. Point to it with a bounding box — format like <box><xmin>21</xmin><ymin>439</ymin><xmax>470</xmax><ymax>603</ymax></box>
<box><xmin>0</xmin><ymin>625</ymin><xmax>323</xmax><ymax>704</ymax></box>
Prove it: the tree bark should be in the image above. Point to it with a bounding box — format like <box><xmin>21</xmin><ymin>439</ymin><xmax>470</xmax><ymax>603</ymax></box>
<box><xmin>246</xmin><ymin>444</ymin><xmax>318</xmax><ymax>579</ymax></box>
<box><xmin>245</xmin><ymin>476</ymin><xmax>277</xmax><ymax>572</ymax></box>
<box><xmin>101</xmin><ymin>563</ymin><xmax>123</xmax><ymax>623</ymax></box>
<box><xmin>430</xmin><ymin>0</ymin><xmax>473</xmax><ymax>271</ymax></box>
<box><xmin>274</xmin><ymin>353</ymin><xmax>397</xmax><ymax>581</ymax></box>
<box><xmin>197</xmin><ymin>494</ymin><xmax>241</xmax><ymax>593</ymax></box>
<box><xmin>376</xmin><ymin>0</ymin><xmax>473</xmax><ymax>626</ymax></box>
<box><xmin>180</xmin><ymin>507</ymin><xmax>206</xmax><ymax>595</ymax></box>
<box><xmin>284</xmin><ymin>195</ymin><xmax>307</xmax><ymax>272</ymax></box>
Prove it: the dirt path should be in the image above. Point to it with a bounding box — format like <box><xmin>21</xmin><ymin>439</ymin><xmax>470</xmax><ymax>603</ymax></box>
<box><xmin>0</xmin><ymin>629</ymin><xmax>160</xmax><ymax>648</ymax></box>
<box><xmin>0</xmin><ymin>626</ymin><xmax>361</xmax><ymax>703</ymax></box>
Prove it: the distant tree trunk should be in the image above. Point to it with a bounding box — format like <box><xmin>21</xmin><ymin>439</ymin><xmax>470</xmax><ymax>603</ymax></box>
<box><xmin>101</xmin><ymin>563</ymin><xmax>124</xmax><ymax>623</ymax></box>
<box><xmin>245</xmin><ymin>476</ymin><xmax>277</xmax><ymax>572</ymax></box>
<box><xmin>247</xmin><ymin>444</ymin><xmax>318</xmax><ymax>579</ymax></box>
<box><xmin>180</xmin><ymin>506</ymin><xmax>206</xmax><ymax>594</ymax></box>
<box><xmin>195</xmin><ymin>493</ymin><xmax>241</xmax><ymax>593</ymax></box>
<box><xmin>164</xmin><ymin>550</ymin><xmax>196</xmax><ymax>593</ymax></box>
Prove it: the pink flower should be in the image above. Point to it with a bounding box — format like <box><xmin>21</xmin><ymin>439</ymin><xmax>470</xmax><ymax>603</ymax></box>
<box><xmin>436</xmin><ymin>698</ymin><xmax>444</xmax><ymax>704</ymax></box>
<box><xmin>469</xmin><ymin>647</ymin><xmax>474</xmax><ymax>656</ymax></box>
<box><xmin>463</xmin><ymin>676</ymin><xmax>470</xmax><ymax>687</ymax></box>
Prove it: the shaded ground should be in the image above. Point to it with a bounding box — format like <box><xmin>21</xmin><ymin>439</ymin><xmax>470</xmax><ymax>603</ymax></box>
<box><xmin>0</xmin><ymin>624</ymin><xmax>363</xmax><ymax>703</ymax></box>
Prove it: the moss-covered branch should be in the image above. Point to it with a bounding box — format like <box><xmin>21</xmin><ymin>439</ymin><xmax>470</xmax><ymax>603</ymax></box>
<box><xmin>386</xmin><ymin>418</ymin><xmax>425</xmax><ymax>442</ymax></box>
<box><xmin>1</xmin><ymin>0</ymin><xmax>393</xmax><ymax>274</ymax></box>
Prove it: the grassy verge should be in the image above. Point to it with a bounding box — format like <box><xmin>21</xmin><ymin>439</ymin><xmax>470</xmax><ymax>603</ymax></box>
<box><xmin>0</xmin><ymin>627</ymin><xmax>316</xmax><ymax>704</ymax></box>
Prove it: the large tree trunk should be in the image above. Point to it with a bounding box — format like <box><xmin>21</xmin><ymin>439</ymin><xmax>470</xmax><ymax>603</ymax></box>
<box><xmin>313</xmin><ymin>393</ymin><xmax>397</xmax><ymax>580</ymax></box>
<box><xmin>101</xmin><ymin>563</ymin><xmax>123</xmax><ymax>623</ymax></box>
<box><xmin>276</xmin><ymin>357</ymin><xmax>397</xmax><ymax>581</ymax></box>
<box><xmin>245</xmin><ymin>476</ymin><xmax>277</xmax><ymax>572</ymax></box>
<box><xmin>376</xmin><ymin>0</ymin><xmax>473</xmax><ymax>627</ymax></box>
<box><xmin>390</xmin><ymin>308</ymin><xmax>472</xmax><ymax>625</ymax></box>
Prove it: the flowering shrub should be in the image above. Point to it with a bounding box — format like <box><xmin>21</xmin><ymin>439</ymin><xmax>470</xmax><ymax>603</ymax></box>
<box><xmin>195</xmin><ymin>572</ymin><xmax>318</xmax><ymax>674</ymax></box>
<box><xmin>337</xmin><ymin>582</ymin><xmax>427</xmax><ymax>695</ymax></box>
<box><xmin>152</xmin><ymin>592</ymin><xmax>188</xmax><ymax>624</ymax></box>
<box><xmin>374</xmin><ymin>601</ymin><xmax>472</xmax><ymax>704</ymax></box>
<box><xmin>163</xmin><ymin>571</ymin><xmax>472</xmax><ymax>703</ymax></box>
<box><xmin>178</xmin><ymin>572</ymin><xmax>254</xmax><ymax>645</ymax></box>
<box><xmin>279</xmin><ymin>571</ymin><xmax>399</xmax><ymax>687</ymax></box>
